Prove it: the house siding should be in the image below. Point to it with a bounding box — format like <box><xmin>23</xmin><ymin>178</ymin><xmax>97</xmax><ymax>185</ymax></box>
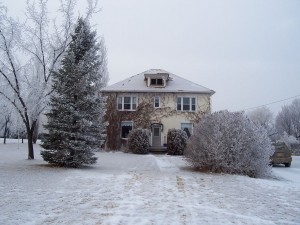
<box><xmin>103</xmin><ymin>92</ymin><xmax>211</xmax><ymax>150</ymax></box>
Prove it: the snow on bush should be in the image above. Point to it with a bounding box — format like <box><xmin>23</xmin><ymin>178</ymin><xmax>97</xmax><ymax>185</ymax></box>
<box><xmin>185</xmin><ymin>110</ymin><xmax>274</xmax><ymax>177</ymax></box>
<box><xmin>167</xmin><ymin>129</ymin><xmax>188</xmax><ymax>155</ymax></box>
<box><xmin>127</xmin><ymin>129</ymin><xmax>150</xmax><ymax>154</ymax></box>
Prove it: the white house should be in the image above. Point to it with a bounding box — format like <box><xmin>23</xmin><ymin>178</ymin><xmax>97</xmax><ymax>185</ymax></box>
<box><xmin>101</xmin><ymin>69</ymin><xmax>215</xmax><ymax>150</ymax></box>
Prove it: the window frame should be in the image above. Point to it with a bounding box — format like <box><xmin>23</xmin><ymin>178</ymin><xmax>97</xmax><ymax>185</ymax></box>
<box><xmin>120</xmin><ymin>121</ymin><xmax>133</xmax><ymax>139</ymax></box>
<box><xmin>177</xmin><ymin>97</ymin><xmax>196</xmax><ymax>112</ymax></box>
<box><xmin>150</xmin><ymin>78</ymin><xmax>164</xmax><ymax>86</ymax></box>
<box><xmin>154</xmin><ymin>96</ymin><xmax>160</xmax><ymax>108</ymax></box>
<box><xmin>117</xmin><ymin>96</ymin><xmax>137</xmax><ymax>111</ymax></box>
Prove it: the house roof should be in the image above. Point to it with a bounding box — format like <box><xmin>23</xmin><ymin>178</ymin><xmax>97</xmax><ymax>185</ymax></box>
<box><xmin>102</xmin><ymin>69</ymin><xmax>215</xmax><ymax>95</ymax></box>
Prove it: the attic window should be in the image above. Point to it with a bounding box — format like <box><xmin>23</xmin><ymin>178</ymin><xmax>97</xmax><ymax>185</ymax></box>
<box><xmin>151</xmin><ymin>78</ymin><xmax>163</xmax><ymax>86</ymax></box>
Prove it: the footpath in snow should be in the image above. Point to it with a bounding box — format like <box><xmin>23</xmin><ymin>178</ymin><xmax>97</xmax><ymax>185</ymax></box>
<box><xmin>0</xmin><ymin>142</ymin><xmax>299</xmax><ymax>225</ymax></box>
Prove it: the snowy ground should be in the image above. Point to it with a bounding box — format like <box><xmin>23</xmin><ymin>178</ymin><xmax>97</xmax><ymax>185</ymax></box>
<box><xmin>0</xmin><ymin>142</ymin><xmax>299</xmax><ymax>225</ymax></box>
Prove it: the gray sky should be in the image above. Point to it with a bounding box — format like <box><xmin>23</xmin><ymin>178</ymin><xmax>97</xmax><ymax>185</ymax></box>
<box><xmin>3</xmin><ymin>0</ymin><xmax>300</xmax><ymax>115</ymax></box>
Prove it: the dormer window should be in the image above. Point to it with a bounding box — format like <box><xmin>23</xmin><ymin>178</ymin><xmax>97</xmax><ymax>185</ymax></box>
<box><xmin>151</xmin><ymin>78</ymin><xmax>163</xmax><ymax>86</ymax></box>
<box><xmin>144</xmin><ymin>73</ymin><xmax>169</xmax><ymax>88</ymax></box>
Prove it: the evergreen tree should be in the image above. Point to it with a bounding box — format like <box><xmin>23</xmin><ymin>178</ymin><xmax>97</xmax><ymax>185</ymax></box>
<box><xmin>41</xmin><ymin>17</ymin><xmax>107</xmax><ymax>167</ymax></box>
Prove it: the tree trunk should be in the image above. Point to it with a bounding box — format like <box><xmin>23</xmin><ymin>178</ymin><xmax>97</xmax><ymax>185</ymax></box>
<box><xmin>3</xmin><ymin>126</ymin><xmax>7</xmax><ymax>144</ymax></box>
<box><xmin>21</xmin><ymin>131</ymin><xmax>24</xmax><ymax>144</ymax></box>
<box><xmin>27</xmin><ymin>128</ymin><xmax>35</xmax><ymax>159</ymax></box>
<box><xmin>32</xmin><ymin>119</ymin><xmax>39</xmax><ymax>144</ymax></box>
<box><xmin>3</xmin><ymin>118</ymin><xmax>9</xmax><ymax>144</ymax></box>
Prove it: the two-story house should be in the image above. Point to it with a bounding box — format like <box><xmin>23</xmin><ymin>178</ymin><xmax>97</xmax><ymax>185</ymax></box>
<box><xmin>101</xmin><ymin>69</ymin><xmax>215</xmax><ymax>151</ymax></box>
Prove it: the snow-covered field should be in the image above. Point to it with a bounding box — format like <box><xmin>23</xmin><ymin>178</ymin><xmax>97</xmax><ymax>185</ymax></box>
<box><xmin>0</xmin><ymin>142</ymin><xmax>299</xmax><ymax>225</ymax></box>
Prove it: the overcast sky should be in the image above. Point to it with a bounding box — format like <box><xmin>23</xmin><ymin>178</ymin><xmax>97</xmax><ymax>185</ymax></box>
<box><xmin>3</xmin><ymin>0</ymin><xmax>300</xmax><ymax>115</ymax></box>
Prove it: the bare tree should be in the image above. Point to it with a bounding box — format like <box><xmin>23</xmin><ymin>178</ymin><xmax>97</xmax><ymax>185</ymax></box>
<box><xmin>0</xmin><ymin>103</ymin><xmax>12</xmax><ymax>144</ymax></box>
<box><xmin>247</xmin><ymin>106</ymin><xmax>275</xmax><ymax>137</ymax></box>
<box><xmin>0</xmin><ymin>97</ymin><xmax>22</xmax><ymax>143</ymax></box>
<box><xmin>278</xmin><ymin>132</ymin><xmax>300</xmax><ymax>149</ymax></box>
<box><xmin>290</xmin><ymin>99</ymin><xmax>300</xmax><ymax>138</ymax></box>
<box><xmin>276</xmin><ymin>99</ymin><xmax>300</xmax><ymax>139</ymax></box>
<box><xmin>276</xmin><ymin>105</ymin><xmax>293</xmax><ymax>136</ymax></box>
<box><xmin>0</xmin><ymin>0</ymin><xmax>78</xmax><ymax>159</ymax></box>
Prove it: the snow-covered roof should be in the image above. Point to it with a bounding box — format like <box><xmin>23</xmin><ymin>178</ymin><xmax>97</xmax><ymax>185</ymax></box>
<box><xmin>102</xmin><ymin>69</ymin><xmax>215</xmax><ymax>95</ymax></box>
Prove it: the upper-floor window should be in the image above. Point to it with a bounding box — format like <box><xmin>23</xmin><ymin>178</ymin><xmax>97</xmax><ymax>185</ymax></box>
<box><xmin>154</xmin><ymin>96</ymin><xmax>160</xmax><ymax>108</ymax></box>
<box><xmin>117</xmin><ymin>96</ymin><xmax>137</xmax><ymax>111</ymax></box>
<box><xmin>151</xmin><ymin>78</ymin><xmax>163</xmax><ymax>86</ymax></box>
<box><xmin>177</xmin><ymin>97</ymin><xmax>196</xmax><ymax>111</ymax></box>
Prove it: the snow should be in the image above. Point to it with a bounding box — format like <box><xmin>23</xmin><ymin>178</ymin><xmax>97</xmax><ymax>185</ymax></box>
<box><xmin>101</xmin><ymin>69</ymin><xmax>215</xmax><ymax>94</ymax></box>
<box><xmin>0</xmin><ymin>142</ymin><xmax>300</xmax><ymax>225</ymax></box>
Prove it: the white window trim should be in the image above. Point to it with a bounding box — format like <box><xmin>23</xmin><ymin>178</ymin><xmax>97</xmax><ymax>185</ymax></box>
<box><xmin>177</xmin><ymin>97</ymin><xmax>196</xmax><ymax>112</ymax></box>
<box><xmin>117</xmin><ymin>96</ymin><xmax>138</xmax><ymax>111</ymax></box>
<box><xmin>154</xmin><ymin>96</ymin><xmax>160</xmax><ymax>108</ymax></box>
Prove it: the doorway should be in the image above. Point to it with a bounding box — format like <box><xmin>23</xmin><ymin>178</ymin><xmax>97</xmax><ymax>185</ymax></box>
<box><xmin>152</xmin><ymin>125</ymin><xmax>162</xmax><ymax>147</ymax></box>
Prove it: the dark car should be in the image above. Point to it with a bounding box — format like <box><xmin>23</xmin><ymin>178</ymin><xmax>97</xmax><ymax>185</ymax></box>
<box><xmin>270</xmin><ymin>142</ymin><xmax>292</xmax><ymax>167</ymax></box>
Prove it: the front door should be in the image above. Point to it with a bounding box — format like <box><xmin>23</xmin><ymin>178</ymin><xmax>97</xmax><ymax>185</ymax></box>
<box><xmin>152</xmin><ymin>126</ymin><xmax>161</xmax><ymax>147</ymax></box>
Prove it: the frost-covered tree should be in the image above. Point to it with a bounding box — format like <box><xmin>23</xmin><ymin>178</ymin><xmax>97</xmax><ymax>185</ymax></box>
<box><xmin>0</xmin><ymin>0</ymin><xmax>105</xmax><ymax>160</ymax></box>
<box><xmin>41</xmin><ymin>17</ymin><xmax>107</xmax><ymax>167</ymax></box>
<box><xmin>278</xmin><ymin>132</ymin><xmax>300</xmax><ymax>149</ymax></box>
<box><xmin>276</xmin><ymin>99</ymin><xmax>300</xmax><ymax>139</ymax></box>
<box><xmin>0</xmin><ymin>98</ymin><xmax>23</xmax><ymax>143</ymax></box>
<box><xmin>276</xmin><ymin>105</ymin><xmax>293</xmax><ymax>137</ymax></box>
<box><xmin>0</xmin><ymin>0</ymin><xmax>76</xmax><ymax>159</ymax></box>
<box><xmin>185</xmin><ymin>110</ymin><xmax>273</xmax><ymax>177</ymax></box>
<box><xmin>127</xmin><ymin>129</ymin><xmax>150</xmax><ymax>154</ymax></box>
<box><xmin>0</xmin><ymin>102</ymin><xmax>12</xmax><ymax>143</ymax></box>
<box><xmin>247</xmin><ymin>106</ymin><xmax>275</xmax><ymax>137</ymax></box>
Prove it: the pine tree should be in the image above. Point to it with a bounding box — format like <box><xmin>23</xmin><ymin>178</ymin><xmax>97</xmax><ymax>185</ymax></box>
<box><xmin>41</xmin><ymin>17</ymin><xmax>107</xmax><ymax>167</ymax></box>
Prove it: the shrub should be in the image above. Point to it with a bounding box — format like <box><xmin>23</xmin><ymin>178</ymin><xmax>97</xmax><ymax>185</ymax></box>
<box><xmin>127</xmin><ymin>129</ymin><xmax>150</xmax><ymax>154</ymax></box>
<box><xmin>185</xmin><ymin>110</ymin><xmax>274</xmax><ymax>177</ymax></box>
<box><xmin>167</xmin><ymin>129</ymin><xmax>188</xmax><ymax>155</ymax></box>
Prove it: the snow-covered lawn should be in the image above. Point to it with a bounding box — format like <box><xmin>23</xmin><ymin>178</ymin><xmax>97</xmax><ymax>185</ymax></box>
<box><xmin>0</xmin><ymin>142</ymin><xmax>299</xmax><ymax>225</ymax></box>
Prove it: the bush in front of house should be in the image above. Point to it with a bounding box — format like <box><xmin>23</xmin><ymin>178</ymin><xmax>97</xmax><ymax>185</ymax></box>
<box><xmin>167</xmin><ymin>129</ymin><xmax>188</xmax><ymax>155</ymax></box>
<box><xmin>185</xmin><ymin>110</ymin><xmax>274</xmax><ymax>178</ymax></box>
<box><xmin>127</xmin><ymin>129</ymin><xmax>150</xmax><ymax>154</ymax></box>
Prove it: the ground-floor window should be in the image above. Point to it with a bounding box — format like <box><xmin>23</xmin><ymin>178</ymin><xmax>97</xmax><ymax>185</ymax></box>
<box><xmin>121</xmin><ymin>121</ymin><xmax>133</xmax><ymax>138</ymax></box>
<box><xmin>181</xmin><ymin>123</ymin><xmax>192</xmax><ymax>137</ymax></box>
